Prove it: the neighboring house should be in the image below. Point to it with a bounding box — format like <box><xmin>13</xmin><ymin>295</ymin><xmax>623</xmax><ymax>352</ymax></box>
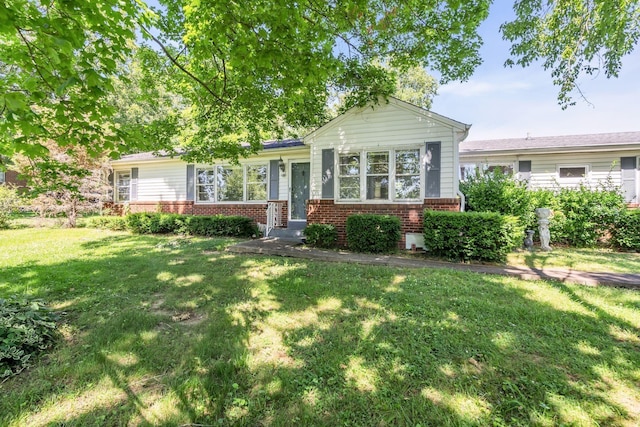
<box><xmin>459</xmin><ymin>131</ymin><xmax>640</xmax><ymax>207</ymax></box>
<box><xmin>110</xmin><ymin>97</ymin><xmax>471</xmax><ymax>247</ymax></box>
<box><xmin>0</xmin><ymin>170</ymin><xmax>26</xmax><ymax>189</ymax></box>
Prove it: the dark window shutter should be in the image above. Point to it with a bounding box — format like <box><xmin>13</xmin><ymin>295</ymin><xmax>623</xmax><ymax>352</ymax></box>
<box><xmin>130</xmin><ymin>167</ymin><xmax>138</xmax><ymax>201</ymax></box>
<box><xmin>518</xmin><ymin>160</ymin><xmax>532</xmax><ymax>181</ymax></box>
<box><xmin>621</xmin><ymin>157</ymin><xmax>637</xmax><ymax>203</ymax></box>
<box><xmin>321</xmin><ymin>149</ymin><xmax>334</xmax><ymax>199</ymax></box>
<box><xmin>425</xmin><ymin>142</ymin><xmax>441</xmax><ymax>198</ymax></box>
<box><xmin>186</xmin><ymin>164</ymin><xmax>195</xmax><ymax>201</ymax></box>
<box><xmin>269</xmin><ymin>159</ymin><xmax>279</xmax><ymax>200</ymax></box>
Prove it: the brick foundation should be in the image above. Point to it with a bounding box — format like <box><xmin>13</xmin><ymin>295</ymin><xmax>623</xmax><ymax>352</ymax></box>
<box><xmin>307</xmin><ymin>198</ymin><xmax>460</xmax><ymax>248</ymax></box>
<box><xmin>110</xmin><ymin>200</ymin><xmax>288</xmax><ymax>227</ymax></box>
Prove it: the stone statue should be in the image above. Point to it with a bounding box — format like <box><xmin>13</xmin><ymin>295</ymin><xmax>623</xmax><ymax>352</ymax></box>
<box><xmin>535</xmin><ymin>208</ymin><xmax>553</xmax><ymax>251</ymax></box>
<box><xmin>524</xmin><ymin>230</ymin><xmax>535</xmax><ymax>250</ymax></box>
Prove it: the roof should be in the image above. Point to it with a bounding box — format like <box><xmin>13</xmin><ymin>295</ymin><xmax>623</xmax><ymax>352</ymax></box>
<box><xmin>305</xmin><ymin>96</ymin><xmax>471</xmax><ymax>142</ymax></box>
<box><xmin>113</xmin><ymin>138</ymin><xmax>305</xmax><ymax>164</ymax></box>
<box><xmin>460</xmin><ymin>131</ymin><xmax>640</xmax><ymax>155</ymax></box>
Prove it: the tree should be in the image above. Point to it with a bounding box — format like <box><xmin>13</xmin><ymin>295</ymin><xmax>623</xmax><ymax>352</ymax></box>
<box><xmin>15</xmin><ymin>145</ymin><xmax>111</xmax><ymax>228</ymax></box>
<box><xmin>502</xmin><ymin>0</ymin><xmax>640</xmax><ymax>108</ymax></box>
<box><xmin>2</xmin><ymin>0</ymin><xmax>638</xmax><ymax>163</ymax></box>
<box><xmin>0</xmin><ymin>0</ymin><xmax>147</xmax><ymax>160</ymax></box>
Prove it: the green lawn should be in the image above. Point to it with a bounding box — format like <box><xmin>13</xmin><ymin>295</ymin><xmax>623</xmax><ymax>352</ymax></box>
<box><xmin>507</xmin><ymin>247</ymin><xmax>640</xmax><ymax>274</ymax></box>
<box><xmin>1</xmin><ymin>228</ymin><xmax>640</xmax><ymax>426</ymax></box>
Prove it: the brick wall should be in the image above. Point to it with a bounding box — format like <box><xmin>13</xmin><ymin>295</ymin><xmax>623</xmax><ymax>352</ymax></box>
<box><xmin>307</xmin><ymin>198</ymin><xmax>460</xmax><ymax>248</ymax></box>
<box><xmin>112</xmin><ymin>200</ymin><xmax>288</xmax><ymax>227</ymax></box>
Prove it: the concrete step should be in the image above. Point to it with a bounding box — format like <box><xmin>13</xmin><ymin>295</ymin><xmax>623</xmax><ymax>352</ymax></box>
<box><xmin>267</xmin><ymin>227</ymin><xmax>305</xmax><ymax>242</ymax></box>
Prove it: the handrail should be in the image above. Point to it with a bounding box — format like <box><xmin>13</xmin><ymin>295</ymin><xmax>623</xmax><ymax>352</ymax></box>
<box><xmin>266</xmin><ymin>202</ymin><xmax>283</xmax><ymax>236</ymax></box>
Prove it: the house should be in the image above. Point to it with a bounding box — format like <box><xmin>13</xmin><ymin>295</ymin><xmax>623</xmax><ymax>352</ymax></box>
<box><xmin>110</xmin><ymin>97</ymin><xmax>470</xmax><ymax>247</ymax></box>
<box><xmin>0</xmin><ymin>170</ymin><xmax>26</xmax><ymax>189</ymax></box>
<box><xmin>459</xmin><ymin>131</ymin><xmax>640</xmax><ymax>207</ymax></box>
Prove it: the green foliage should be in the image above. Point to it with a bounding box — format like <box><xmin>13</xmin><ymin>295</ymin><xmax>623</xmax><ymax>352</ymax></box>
<box><xmin>611</xmin><ymin>210</ymin><xmax>640</xmax><ymax>252</ymax></box>
<box><xmin>423</xmin><ymin>210</ymin><xmax>524</xmax><ymax>263</ymax></box>
<box><xmin>544</xmin><ymin>183</ymin><xmax>626</xmax><ymax>247</ymax></box>
<box><xmin>460</xmin><ymin>168</ymin><xmax>535</xmax><ymax>227</ymax></box>
<box><xmin>183</xmin><ymin>215</ymin><xmax>257</xmax><ymax>238</ymax></box>
<box><xmin>1</xmin><ymin>297</ymin><xmax>60</xmax><ymax>378</ymax></box>
<box><xmin>304</xmin><ymin>224</ymin><xmax>338</xmax><ymax>249</ymax></box>
<box><xmin>126</xmin><ymin>213</ymin><xmax>256</xmax><ymax>238</ymax></box>
<box><xmin>85</xmin><ymin>216</ymin><xmax>128</xmax><ymax>231</ymax></box>
<box><xmin>501</xmin><ymin>0</ymin><xmax>640</xmax><ymax>108</ymax></box>
<box><xmin>461</xmin><ymin>171</ymin><xmax>627</xmax><ymax>247</ymax></box>
<box><xmin>0</xmin><ymin>0</ymin><xmax>147</xmax><ymax>160</ymax></box>
<box><xmin>0</xmin><ymin>185</ymin><xmax>21</xmax><ymax>229</ymax></box>
<box><xmin>346</xmin><ymin>214</ymin><xmax>401</xmax><ymax>253</ymax></box>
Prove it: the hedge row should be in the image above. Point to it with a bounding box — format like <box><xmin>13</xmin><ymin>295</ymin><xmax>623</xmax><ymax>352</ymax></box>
<box><xmin>304</xmin><ymin>224</ymin><xmax>338</xmax><ymax>249</ymax></box>
<box><xmin>346</xmin><ymin>214</ymin><xmax>401</xmax><ymax>253</ymax></box>
<box><xmin>86</xmin><ymin>213</ymin><xmax>257</xmax><ymax>238</ymax></box>
<box><xmin>611</xmin><ymin>210</ymin><xmax>640</xmax><ymax>251</ymax></box>
<box><xmin>423</xmin><ymin>210</ymin><xmax>524</xmax><ymax>263</ymax></box>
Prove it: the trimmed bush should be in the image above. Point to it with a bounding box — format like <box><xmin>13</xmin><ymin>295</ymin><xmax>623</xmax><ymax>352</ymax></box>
<box><xmin>423</xmin><ymin>210</ymin><xmax>524</xmax><ymax>263</ymax></box>
<box><xmin>183</xmin><ymin>215</ymin><xmax>256</xmax><ymax>237</ymax></box>
<box><xmin>85</xmin><ymin>216</ymin><xmax>127</xmax><ymax>231</ymax></box>
<box><xmin>1</xmin><ymin>298</ymin><xmax>60</xmax><ymax>378</ymax></box>
<box><xmin>346</xmin><ymin>214</ymin><xmax>401</xmax><ymax>253</ymax></box>
<box><xmin>126</xmin><ymin>213</ymin><xmax>256</xmax><ymax>238</ymax></box>
<box><xmin>304</xmin><ymin>224</ymin><xmax>338</xmax><ymax>248</ymax></box>
<box><xmin>611</xmin><ymin>210</ymin><xmax>640</xmax><ymax>251</ymax></box>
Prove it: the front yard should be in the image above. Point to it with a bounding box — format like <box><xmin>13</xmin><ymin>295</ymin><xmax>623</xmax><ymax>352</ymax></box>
<box><xmin>1</xmin><ymin>227</ymin><xmax>640</xmax><ymax>426</ymax></box>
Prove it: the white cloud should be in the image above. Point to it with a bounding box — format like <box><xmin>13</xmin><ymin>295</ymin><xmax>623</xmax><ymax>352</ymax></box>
<box><xmin>439</xmin><ymin>79</ymin><xmax>531</xmax><ymax>97</ymax></box>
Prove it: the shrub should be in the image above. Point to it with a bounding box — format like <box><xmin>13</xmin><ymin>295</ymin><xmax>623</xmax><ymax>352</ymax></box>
<box><xmin>0</xmin><ymin>185</ymin><xmax>21</xmax><ymax>229</ymax></box>
<box><xmin>423</xmin><ymin>210</ymin><xmax>524</xmax><ymax>263</ymax></box>
<box><xmin>460</xmin><ymin>169</ymin><xmax>535</xmax><ymax>227</ymax></box>
<box><xmin>611</xmin><ymin>209</ymin><xmax>640</xmax><ymax>251</ymax></box>
<box><xmin>304</xmin><ymin>224</ymin><xmax>338</xmax><ymax>248</ymax></box>
<box><xmin>85</xmin><ymin>216</ymin><xmax>127</xmax><ymax>231</ymax></box>
<box><xmin>1</xmin><ymin>298</ymin><xmax>60</xmax><ymax>378</ymax></box>
<box><xmin>548</xmin><ymin>182</ymin><xmax>625</xmax><ymax>247</ymax></box>
<box><xmin>126</xmin><ymin>213</ymin><xmax>256</xmax><ymax>238</ymax></box>
<box><xmin>184</xmin><ymin>215</ymin><xmax>256</xmax><ymax>238</ymax></box>
<box><xmin>346</xmin><ymin>214</ymin><xmax>401</xmax><ymax>253</ymax></box>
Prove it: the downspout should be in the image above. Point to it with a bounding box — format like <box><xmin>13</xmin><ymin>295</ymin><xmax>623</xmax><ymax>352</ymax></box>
<box><xmin>457</xmin><ymin>189</ymin><xmax>466</xmax><ymax>212</ymax></box>
<box><xmin>456</xmin><ymin>124</ymin><xmax>471</xmax><ymax>212</ymax></box>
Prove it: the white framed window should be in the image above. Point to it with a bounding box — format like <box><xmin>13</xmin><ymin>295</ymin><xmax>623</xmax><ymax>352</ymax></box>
<box><xmin>246</xmin><ymin>164</ymin><xmax>268</xmax><ymax>201</ymax></box>
<box><xmin>338</xmin><ymin>147</ymin><xmax>422</xmax><ymax>202</ymax></box>
<box><xmin>196</xmin><ymin>168</ymin><xmax>216</xmax><ymax>202</ymax></box>
<box><xmin>366</xmin><ymin>152</ymin><xmax>389</xmax><ymax>200</ymax></box>
<box><xmin>558</xmin><ymin>165</ymin><xmax>588</xmax><ymax>180</ymax></box>
<box><xmin>459</xmin><ymin>163</ymin><xmax>478</xmax><ymax>182</ymax></box>
<box><xmin>338</xmin><ymin>153</ymin><xmax>361</xmax><ymax>200</ymax></box>
<box><xmin>115</xmin><ymin>171</ymin><xmax>131</xmax><ymax>202</ymax></box>
<box><xmin>395</xmin><ymin>149</ymin><xmax>421</xmax><ymax>199</ymax></box>
<box><xmin>486</xmin><ymin>164</ymin><xmax>514</xmax><ymax>175</ymax></box>
<box><xmin>196</xmin><ymin>163</ymin><xmax>268</xmax><ymax>203</ymax></box>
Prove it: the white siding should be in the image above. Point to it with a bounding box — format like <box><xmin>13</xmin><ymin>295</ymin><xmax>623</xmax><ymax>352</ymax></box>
<box><xmin>307</xmin><ymin>101</ymin><xmax>461</xmax><ymax>199</ymax></box>
<box><xmin>459</xmin><ymin>151</ymin><xmax>632</xmax><ymax>190</ymax></box>
<box><xmin>115</xmin><ymin>159</ymin><xmax>187</xmax><ymax>201</ymax></box>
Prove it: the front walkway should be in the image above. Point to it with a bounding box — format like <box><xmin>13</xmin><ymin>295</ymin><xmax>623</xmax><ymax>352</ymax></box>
<box><xmin>228</xmin><ymin>238</ymin><xmax>640</xmax><ymax>288</ymax></box>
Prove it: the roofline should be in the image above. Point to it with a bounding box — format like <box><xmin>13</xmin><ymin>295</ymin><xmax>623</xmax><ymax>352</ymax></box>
<box><xmin>460</xmin><ymin>144</ymin><xmax>640</xmax><ymax>158</ymax></box>
<box><xmin>304</xmin><ymin>96</ymin><xmax>471</xmax><ymax>142</ymax></box>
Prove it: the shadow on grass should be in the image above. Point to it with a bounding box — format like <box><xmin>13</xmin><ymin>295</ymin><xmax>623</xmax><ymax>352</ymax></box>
<box><xmin>1</xmin><ymin>232</ymin><xmax>640</xmax><ymax>426</ymax></box>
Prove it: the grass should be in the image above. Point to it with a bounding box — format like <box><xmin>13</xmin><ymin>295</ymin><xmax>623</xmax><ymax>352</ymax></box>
<box><xmin>1</xmin><ymin>227</ymin><xmax>640</xmax><ymax>426</ymax></box>
<box><xmin>507</xmin><ymin>247</ymin><xmax>640</xmax><ymax>274</ymax></box>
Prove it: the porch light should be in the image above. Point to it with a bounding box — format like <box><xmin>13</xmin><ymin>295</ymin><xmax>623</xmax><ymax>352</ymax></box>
<box><xmin>279</xmin><ymin>157</ymin><xmax>286</xmax><ymax>174</ymax></box>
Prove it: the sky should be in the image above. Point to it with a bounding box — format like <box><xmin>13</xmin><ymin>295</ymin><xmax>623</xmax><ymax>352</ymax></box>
<box><xmin>432</xmin><ymin>3</ymin><xmax>640</xmax><ymax>141</ymax></box>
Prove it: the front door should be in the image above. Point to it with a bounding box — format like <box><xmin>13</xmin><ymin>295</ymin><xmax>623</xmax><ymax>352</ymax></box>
<box><xmin>290</xmin><ymin>162</ymin><xmax>310</xmax><ymax>221</ymax></box>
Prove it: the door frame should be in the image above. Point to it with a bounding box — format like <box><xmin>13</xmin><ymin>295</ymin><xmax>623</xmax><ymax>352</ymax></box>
<box><xmin>288</xmin><ymin>160</ymin><xmax>310</xmax><ymax>222</ymax></box>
